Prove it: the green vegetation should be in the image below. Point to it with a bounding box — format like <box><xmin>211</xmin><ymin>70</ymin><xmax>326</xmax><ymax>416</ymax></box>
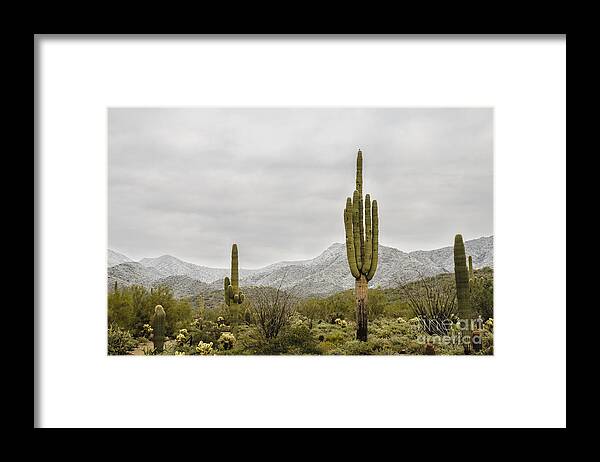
<box><xmin>107</xmin><ymin>268</ymin><xmax>493</xmax><ymax>355</ymax></box>
<box><xmin>107</xmin><ymin>324</ymin><xmax>138</xmax><ymax>355</ymax></box>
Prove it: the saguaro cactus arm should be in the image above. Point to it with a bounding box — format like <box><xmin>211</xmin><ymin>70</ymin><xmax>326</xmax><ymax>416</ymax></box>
<box><xmin>468</xmin><ymin>255</ymin><xmax>474</xmax><ymax>280</ymax></box>
<box><xmin>356</xmin><ymin>151</ymin><xmax>365</xmax><ymax>267</ymax></box>
<box><xmin>344</xmin><ymin>198</ymin><xmax>360</xmax><ymax>278</ymax></box>
<box><xmin>366</xmin><ymin>200</ymin><xmax>379</xmax><ymax>281</ymax></box>
<box><xmin>352</xmin><ymin>190</ymin><xmax>362</xmax><ymax>271</ymax></box>
<box><xmin>362</xmin><ymin>194</ymin><xmax>372</xmax><ymax>275</ymax></box>
<box><xmin>224</xmin><ymin>276</ymin><xmax>231</xmax><ymax>305</ymax></box>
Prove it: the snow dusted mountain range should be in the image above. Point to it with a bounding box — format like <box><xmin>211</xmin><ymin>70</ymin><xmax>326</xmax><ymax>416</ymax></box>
<box><xmin>107</xmin><ymin>236</ymin><xmax>493</xmax><ymax>298</ymax></box>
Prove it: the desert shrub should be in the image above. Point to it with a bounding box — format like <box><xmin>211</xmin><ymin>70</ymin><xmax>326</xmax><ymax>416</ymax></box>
<box><xmin>325</xmin><ymin>330</ymin><xmax>347</xmax><ymax>344</ymax></box>
<box><xmin>322</xmin><ymin>290</ymin><xmax>355</xmax><ymax>321</ymax></box>
<box><xmin>107</xmin><ymin>324</ymin><xmax>137</xmax><ymax>355</ymax></box>
<box><xmin>107</xmin><ymin>284</ymin><xmax>192</xmax><ymax>337</ymax></box>
<box><xmin>238</xmin><ymin>323</ymin><xmax>319</xmax><ymax>355</ymax></box>
<box><xmin>297</xmin><ymin>298</ymin><xmax>328</xmax><ymax>326</ymax></box>
<box><xmin>470</xmin><ymin>270</ymin><xmax>494</xmax><ymax>320</ymax></box>
<box><xmin>368</xmin><ymin>337</ymin><xmax>393</xmax><ymax>354</ymax></box>
<box><xmin>383</xmin><ymin>299</ymin><xmax>412</xmax><ymax>319</ymax></box>
<box><xmin>188</xmin><ymin>320</ymin><xmax>224</xmax><ymax>346</ymax></box>
<box><xmin>107</xmin><ymin>289</ymin><xmax>134</xmax><ymax>330</ymax></box>
<box><xmin>367</xmin><ymin>288</ymin><xmax>386</xmax><ymax>318</ymax></box>
<box><xmin>400</xmin><ymin>273</ymin><xmax>457</xmax><ymax>335</ymax></box>
<box><xmin>247</xmin><ymin>285</ymin><xmax>297</xmax><ymax>341</ymax></box>
<box><xmin>343</xmin><ymin>340</ymin><xmax>373</xmax><ymax>355</ymax></box>
<box><xmin>125</xmin><ymin>285</ymin><xmax>154</xmax><ymax>335</ymax></box>
<box><xmin>317</xmin><ymin>341</ymin><xmax>337</xmax><ymax>354</ymax></box>
<box><xmin>277</xmin><ymin>324</ymin><xmax>320</xmax><ymax>354</ymax></box>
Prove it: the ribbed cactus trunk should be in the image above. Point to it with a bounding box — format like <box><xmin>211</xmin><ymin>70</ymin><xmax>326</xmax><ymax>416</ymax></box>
<box><xmin>468</xmin><ymin>255</ymin><xmax>474</xmax><ymax>280</ymax></box>
<box><xmin>344</xmin><ymin>149</ymin><xmax>379</xmax><ymax>342</ymax></box>
<box><xmin>224</xmin><ymin>244</ymin><xmax>244</xmax><ymax>306</ymax></box>
<box><xmin>355</xmin><ymin>275</ymin><xmax>368</xmax><ymax>341</ymax></box>
<box><xmin>152</xmin><ymin>304</ymin><xmax>166</xmax><ymax>353</ymax></box>
<box><xmin>454</xmin><ymin>235</ymin><xmax>473</xmax><ymax>354</ymax></box>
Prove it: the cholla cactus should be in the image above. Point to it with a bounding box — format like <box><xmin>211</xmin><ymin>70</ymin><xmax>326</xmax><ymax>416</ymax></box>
<box><xmin>174</xmin><ymin>351</ymin><xmax>186</xmax><ymax>356</ymax></box>
<box><xmin>175</xmin><ymin>328</ymin><xmax>188</xmax><ymax>344</ymax></box>
<box><xmin>397</xmin><ymin>317</ymin><xmax>407</xmax><ymax>323</ymax></box>
<box><xmin>224</xmin><ymin>244</ymin><xmax>245</xmax><ymax>306</ymax></box>
<box><xmin>408</xmin><ymin>316</ymin><xmax>420</xmax><ymax>325</ymax></box>
<box><xmin>335</xmin><ymin>318</ymin><xmax>348</xmax><ymax>328</ymax></box>
<box><xmin>218</xmin><ymin>332</ymin><xmax>236</xmax><ymax>350</ymax></box>
<box><xmin>196</xmin><ymin>341</ymin><xmax>214</xmax><ymax>355</ymax></box>
<box><xmin>151</xmin><ymin>305</ymin><xmax>166</xmax><ymax>353</ymax></box>
<box><xmin>343</xmin><ymin>149</ymin><xmax>379</xmax><ymax>341</ymax></box>
<box><xmin>142</xmin><ymin>323</ymin><xmax>153</xmax><ymax>338</ymax></box>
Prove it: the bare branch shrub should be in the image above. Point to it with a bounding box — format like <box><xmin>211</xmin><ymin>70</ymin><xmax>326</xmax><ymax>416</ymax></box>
<box><xmin>247</xmin><ymin>273</ymin><xmax>298</xmax><ymax>340</ymax></box>
<box><xmin>399</xmin><ymin>268</ymin><xmax>457</xmax><ymax>335</ymax></box>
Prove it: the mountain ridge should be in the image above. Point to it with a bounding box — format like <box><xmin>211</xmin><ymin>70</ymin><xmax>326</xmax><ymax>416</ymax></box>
<box><xmin>108</xmin><ymin>236</ymin><xmax>493</xmax><ymax>297</ymax></box>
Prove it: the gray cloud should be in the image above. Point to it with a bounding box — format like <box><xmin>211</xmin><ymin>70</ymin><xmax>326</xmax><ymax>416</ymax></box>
<box><xmin>109</xmin><ymin>108</ymin><xmax>493</xmax><ymax>268</ymax></box>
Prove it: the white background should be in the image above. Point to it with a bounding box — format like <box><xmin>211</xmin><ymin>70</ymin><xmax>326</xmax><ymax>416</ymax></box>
<box><xmin>36</xmin><ymin>36</ymin><xmax>566</xmax><ymax>428</ymax></box>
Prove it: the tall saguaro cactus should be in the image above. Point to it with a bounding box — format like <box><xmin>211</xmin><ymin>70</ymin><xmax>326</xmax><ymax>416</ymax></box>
<box><xmin>344</xmin><ymin>149</ymin><xmax>379</xmax><ymax>341</ymax></box>
<box><xmin>454</xmin><ymin>235</ymin><xmax>475</xmax><ymax>354</ymax></box>
<box><xmin>224</xmin><ymin>244</ymin><xmax>244</xmax><ymax>306</ymax></box>
<box><xmin>152</xmin><ymin>304</ymin><xmax>166</xmax><ymax>353</ymax></box>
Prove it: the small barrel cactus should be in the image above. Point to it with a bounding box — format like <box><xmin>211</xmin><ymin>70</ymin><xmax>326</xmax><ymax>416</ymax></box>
<box><xmin>152</xmin><ymin>304</ymin><xmax>166</xmax><ymax>353</ymax></box>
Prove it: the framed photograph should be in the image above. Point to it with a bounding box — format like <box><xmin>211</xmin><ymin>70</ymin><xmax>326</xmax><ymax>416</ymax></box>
<box><xmin>35</xmin><ymin>35</ymin><xmax>566</xmax><ymax>428</ymax></box>
<box><xmin>107</xmin><ymin>107</ymin><xmax>493</xmax><ymax>357</ymax></box>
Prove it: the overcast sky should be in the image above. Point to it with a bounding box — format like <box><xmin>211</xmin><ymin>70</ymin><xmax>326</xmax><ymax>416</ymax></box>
<box><xmin>109</xmin><ymin>108</ymin><xmax>493</xmax><ymax>268</ymax></box>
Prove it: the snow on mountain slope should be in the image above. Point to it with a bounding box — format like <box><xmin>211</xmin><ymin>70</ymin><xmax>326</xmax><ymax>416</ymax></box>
<box><xmin>107</xmin><ymin>236</ymin><xmax>493</xmax><ymax>297</ymax></box>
